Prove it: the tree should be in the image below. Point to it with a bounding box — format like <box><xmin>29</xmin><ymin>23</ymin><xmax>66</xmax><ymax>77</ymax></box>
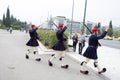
<box><xmin>107</xmin><ymin>28</ymin><xmax>113</xmax><ymax>37</ymax></box>
<box><xmin>112</xmin><ymin>27</ymin><xmax>120</xmax><ymax>38</ymax></box>
<box><xmin>101</xmin><ymin>26</ymin><xmax>105</xmax><ymax>33</ymax></box>
<box><xmin>2</xmin><ymin>14</ymin><xmax>6</xmax><ymax>25</ymax></box>
<box><xmin>97</xmin><ymin>22</ymin><xmax>101</xmax><ymax>35</ymax></box>
<box><xmin>2</xmin><ymin>6</ymin><xmax>27</xmax><ymax>30</ymax></box>
<box><xmin>5</xmin><ymin>7</ymin><xmax>11</xmax><ymax>27</ymax></box>
<box><xmin>108</xmin><ymin>20</ymin><xmax>113</xmax><ymax>37</ymax></box>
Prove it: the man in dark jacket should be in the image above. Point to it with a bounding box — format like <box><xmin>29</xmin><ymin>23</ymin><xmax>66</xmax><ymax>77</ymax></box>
<box><xmin>80</xmin><ymin>25</ymin><xmax>109</xmax><ymax>74</ymax></box>
<box><xmin>48</xmin><ymin>23</ymin><xmax>69</xmax><ymax>69</ymax></box>
<box><xmin>26</xmin><ymin>24</ymin><xmax>41</xmax><ymax>61</ymax></box>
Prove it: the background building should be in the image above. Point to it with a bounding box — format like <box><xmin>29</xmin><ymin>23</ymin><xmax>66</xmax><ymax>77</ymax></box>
<box><xmin>40</xmin><ymin>16</ymin><xmax>81</xmax><ymax>34</ymax></box>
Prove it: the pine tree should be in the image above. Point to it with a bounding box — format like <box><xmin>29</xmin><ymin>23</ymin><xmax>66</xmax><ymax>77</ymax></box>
<box><xmin>97</xmin><ymin>22</ymin><xmax>101</xmax><ymax>35</ymax></box>
<box><xmin>108</xmin><ymin>20</ymin><xmax>113</xmax><ymax>36</ymax></box>
<box><xmin>109</xmin><ymin>20</ymin><xmax>113</xmax><ymax>29</ymax></box>
<box><xmin>5</xmin><ymin>7</ymin><xmax>11</xmax><ymax>27</ymax></box>
<box><xmin>2</xmin><ymin>14</ymin><xmax>6</xmax><ymax>25</ymax></box>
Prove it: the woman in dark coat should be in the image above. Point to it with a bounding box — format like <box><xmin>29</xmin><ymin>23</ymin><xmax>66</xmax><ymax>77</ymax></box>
<box><xmin>80</xmin><ymin>25</ymin><xmax>109</xmax><ymax>74</ymax></box>
<box><xmin>26</xmin><ymin>24</ymin><xmax>41</xmax><ymax>61</ymax></box>
<box><xmin>48</xmin><ymin>23</ymin><xmax>69</xmax><ymax>68</ymax></box>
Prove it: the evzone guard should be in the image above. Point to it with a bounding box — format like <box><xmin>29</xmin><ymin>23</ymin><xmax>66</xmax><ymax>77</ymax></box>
<box><xmin>26</xmin><ymin>24</ymin><xmax>41</xmax><ymax>61</ymax></box>
<box><xmin>80</xmin><ymin>25</ymin><xmax>110</xmax><ymax>74</ymax></box>
<box><xmin>48</xmin><ymin>23</ymin><xmax>69</xmax><ymax>69</ymax></box>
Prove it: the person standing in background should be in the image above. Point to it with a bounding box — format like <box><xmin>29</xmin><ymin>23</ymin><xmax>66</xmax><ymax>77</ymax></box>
<box><xmin>78</xmin><ymin>31</ymin><xmax>86</xmax><ymax>55</ymax></box>
<box><xmin>9</xmin><ymin>27</ymin><xmax>13</xmax><ymax>34</ymax></box>
<box><xmin>72</xmin><ymin>33</ymin><xmax>78</xmax><ymax>52</ymax></box>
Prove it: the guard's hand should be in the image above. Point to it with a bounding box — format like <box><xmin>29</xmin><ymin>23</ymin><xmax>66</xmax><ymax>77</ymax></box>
<box><xmin>64</xmin><ymin>22</ymin><xmax>69</xmax><ymax>27</ymax></box>
<box><xmin>105</xmin><ymin>26</ymin><xmax>110</xmax><ymax>31</ymax></box>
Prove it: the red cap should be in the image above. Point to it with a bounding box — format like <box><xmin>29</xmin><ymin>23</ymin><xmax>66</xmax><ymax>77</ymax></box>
<box><xmin>31</xmin><ymin>24</ymin><xmax>35</xmax><ymax>28</ymax></box>
<box><xmin>58</xmin><ymin>23</ymin><xmax>63</xmax><ymax>29</ymax></box>
<box><xmin>91</xmin><ymin>27</ymin><xmax>98</xmax><ymax>33</ymax></box>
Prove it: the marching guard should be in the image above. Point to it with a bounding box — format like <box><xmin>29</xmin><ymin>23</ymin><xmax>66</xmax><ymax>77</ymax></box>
<box><xmin>80</xmin><ymin>25</ymin><xmax>109</xmax><ymax>74</ymax></box>
<box><xmin>25</xmin><ymin>24</ymin><xmax>41</xmax><ymax>61</ymax></box>
<box><xmin>48</xmin><ymin>23</ymin><xmax>69</xmax><ymax>69</ymax></box>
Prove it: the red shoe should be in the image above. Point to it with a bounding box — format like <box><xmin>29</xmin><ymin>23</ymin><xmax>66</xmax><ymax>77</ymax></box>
<box><xmin>51</xmin><ymin>54</ymin><xmax>55</xmax><ymax>56</ymax></box>
<box><xmin>25</xmin><ymin>54</ymin><xmax>29</xmax><ymax>59</ymax></box>
<box><xmin>98</xmin><ymin>68</ymin><xmax>106</xmax><ymax>74</ymax></box>
<box><xmin>61</xmin><ymin>64</ymin><xmax>69</xmax><ymax>69</ymax></box>
<box><xmin>48</xmin><ymin>60</ymin><xmax>53</xmax><ymax>66</ymax></box>
<box><xmin>35</xmin><ymin>58</ymin><xmax>41</xmax><ymax>61</ymax></box>
<box><xmin>80</xmin><ymin>70</ymin><xmax>89</xmax><ymax>74</ymax></box>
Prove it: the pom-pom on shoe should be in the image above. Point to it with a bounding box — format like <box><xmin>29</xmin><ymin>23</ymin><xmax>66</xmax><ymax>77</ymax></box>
<box><xmin>80</xmin><ymin>70</ymin><xmax>89</xmax><ymax>74</ymax></box>
<box><xmin>35</xmin><ymin>58</ymin><xmax>41</xmax><ymax>61</ymax></box>
<box><xmin>48</xmin><ymin>60</ymin><xmax>53</xmax><ymax>66</ymax></box>
<box><xmin>98</xmin><ymin>68</ymin><xmax>106</xmax><ymax>74</ymax></box>
<box><xmin>25</xmin><ymin>54</ymin><xmax>29</xmax><ymax>59</ymax></box>
<box><xmin>61</xmin><ymin>64</ymin><xmax>69</xmax><ymax>69</ymax></box>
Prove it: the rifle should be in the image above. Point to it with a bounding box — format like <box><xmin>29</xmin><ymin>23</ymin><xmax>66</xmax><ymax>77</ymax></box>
<box><xmin>83</xmin><ymin>23</ymin><xmax>101</xmax><ymax>46</ymax></box>
<box><xmin>51</xmin><ymin>21</ymin><xmax>68</xmax><ymax>40</ymax></box>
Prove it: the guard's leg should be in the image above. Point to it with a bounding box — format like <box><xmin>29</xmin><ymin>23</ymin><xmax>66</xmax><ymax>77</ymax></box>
<box><xmin>59</xmin><ymin>51</ymin><xmax>65</xmax><ymax>61</ymax></box>
<box><xmin>94</xmin><ymin>60</ymin><xmax>106</xmax><ymax>74</ymax></box>
<box><xmin>33</xmin><ymin>47</ymin><xmax>38</xmax><ymax>54</ymax></box>
<box><xmin>80</xmin><ymin>58</ymin><xmax>90</xmax><ymax>74</ymax></box>
<box><xmin>25</xmin><ymin>47</ymin><xmax>33</xmax><ymax>59</ymax></box>
<box><xmin>48</xmin><ymin>51</ymin><xmax>61</xmax><ymax>66</ymax></box>
<box><xmin>59</xmin><ymin>51</ymin><xmax>69</xmax><ymax>69</ymax></box>
<box><xmin>33</xmin><ymin>47</ymin><xmax>41</xmax><ymax>61</ymax></box>
<box><xmin>26</xmin><ymin>49</ymin><xmax>30</xmax><ymax>59</ymax></box>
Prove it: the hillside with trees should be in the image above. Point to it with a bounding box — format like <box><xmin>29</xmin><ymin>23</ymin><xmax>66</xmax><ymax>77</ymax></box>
<box><xmin>0</xmin><ymin>7</ymin><xmax>27</xmax><ymax>30</ymax></box>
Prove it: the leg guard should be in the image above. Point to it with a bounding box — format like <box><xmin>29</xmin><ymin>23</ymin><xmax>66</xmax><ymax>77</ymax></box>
<box><xmin>80</xmin><ymin>61</ymin><xmax>87</xmax><ymax>71</ymax></box>
<box><xmin>33</xmin><ymin>51</ymin><xmax>38</xmax><ymax>54</ymax></box>
<box><xmin>94</xmin><ymin>60</ymin><xmax>101</xmax><ymax>72</ymax></box>
<box><xmin>59</xmin><ymin>56</ymin><xmax>64</xmax><ymax>61</ymax></box>
<box><xmin>94</xmin><ymin>61</ymin><xmax>98</xmax><ymax>67</ymax></box>
<box><xmin>81</xmin><ymin>61</ymin><xmax>87</xmax><ymax>66</ymax></box>
<box><xmin>27</xmin><ymin>49</ymin><xmax>31</xmax><ymax>54</ymax></box>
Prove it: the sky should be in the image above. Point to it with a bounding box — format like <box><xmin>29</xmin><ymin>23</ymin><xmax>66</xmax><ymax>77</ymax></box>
<box><xmin>0</xmin><ymin>0</ymin><xmax>120</xmax><ymax>26</ymax></box>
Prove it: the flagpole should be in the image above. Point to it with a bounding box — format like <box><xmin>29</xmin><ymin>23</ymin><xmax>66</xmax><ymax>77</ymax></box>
<box><xmin>82</xmin><ymin>0</ymin><xmax>87</xmax><ymax>34</ymax></box>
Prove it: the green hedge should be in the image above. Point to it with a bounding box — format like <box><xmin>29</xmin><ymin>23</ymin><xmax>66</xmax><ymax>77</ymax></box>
<box><xmin>12</xmin><ymin>25</ymin><xmax>21</xmax><ymax>30</ymax></box>
<box><xmin>37</xmin><ymin>29</ymin><xmax>68</xmax><ymax>49</ymax></box>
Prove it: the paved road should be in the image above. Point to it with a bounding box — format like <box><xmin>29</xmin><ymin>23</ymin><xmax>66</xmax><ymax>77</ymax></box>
<box><xmin>85</xmin><ymin>37</ymin><xmax>120</xmax><ymax>49</ymax></box>
<box><xmin>99</xmin><ymin>39</ymin><xmax>120</xmax><ymax>49</ymax></box>
<box><xmin>0</xmin><ymin>29</ymin><xmax>110</xmax><ymax>80</ymax></box>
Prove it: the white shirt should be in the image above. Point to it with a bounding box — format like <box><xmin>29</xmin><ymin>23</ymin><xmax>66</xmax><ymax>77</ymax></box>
<box><xmin>78</xmin><ymin>35</ymin><xmax>85</xmax><ymax>43</ymax></box>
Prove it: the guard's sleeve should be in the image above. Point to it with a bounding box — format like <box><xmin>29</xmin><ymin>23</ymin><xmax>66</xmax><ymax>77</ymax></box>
<box><xmin>97</xmin><ymin>31</ymin><xmax>107</xmax><ymax>40</ymax></box>
<box><xmin>60</xmin><ymin>26</ymin><xmax>67</xmax><ymax>33</ymax></box>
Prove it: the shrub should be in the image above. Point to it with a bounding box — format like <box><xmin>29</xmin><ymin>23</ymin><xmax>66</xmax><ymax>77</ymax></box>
<box><xmin>37</xmin><ymin>29</ymin><xmax>68</xmax><ymax>49</ymax></box>
<box><xmin>117</xmin><ymin>37</ymin><xmax>120</xmax><ymax>41</ymax></box>
<box><xmin>112</xmin><ymin>30</ymin><xmax>120</xmax><ymax>38</ymax></box>
<box><xmin>12</xmin><ymin>25</ymin><xmax>21</xmax><ymax>30</ymax></box>
<box><xmin>104</xmin><ymin>36</ymin><xmax>113</xmax><ymax>40</ymax></box>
